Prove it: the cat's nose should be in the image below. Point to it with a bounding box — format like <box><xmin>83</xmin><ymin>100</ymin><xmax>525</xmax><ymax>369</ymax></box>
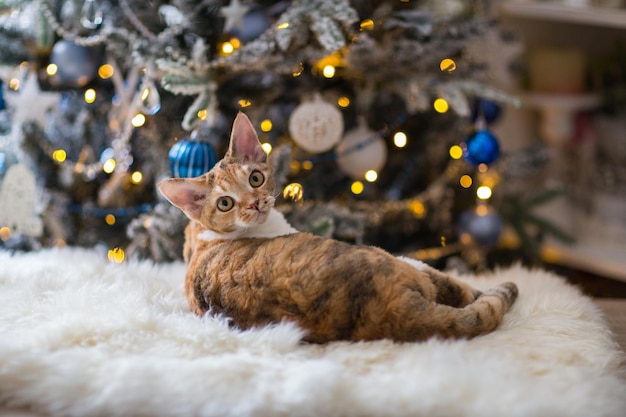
<box><xmin>247</xmin><ymin>199</ymin><xmax>259</xmax><ymax>211</ymax></box>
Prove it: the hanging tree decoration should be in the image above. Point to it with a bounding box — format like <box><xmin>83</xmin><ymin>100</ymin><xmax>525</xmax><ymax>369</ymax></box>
<box><xmin>457</xmin><ymin>205</ymin><xmax>503</xmax><ymax>247</ymax></box>
<box><xmin>335</xmin><ymin>118</ymin><xmax>387</xmax><ymax>180</ymax></box>
<box><xmin>79</xmin><ymin>0</ymin><xmax>104</xmax><ymax>30</ymax></box>
<box><xmin>48</xmin><ymin>39</ymin><xmax>102</xmax><ymax>88</ymax></box>
<box><xmin>462</xmin><ymin>128</ymin><xmax>500</xmax><ymax>167</ymax></box>
<box><xmin>0</xmin><ymin>163</ymin><xmax>43</xmax><ymax>238</ymax></box>
<box><xmin>168</xmin><ymin>128</ymin><xmax>218</xmax><ymax>178</ymax></box>
<box><xmin>288</xmin><ymin>94</ymin><xmax>344</xmax><ymax>154</ymax></box>
<box><xmin>220</xmin><ymin>0</ymin><xmax>251</xmax><ymax>33</ymax></box>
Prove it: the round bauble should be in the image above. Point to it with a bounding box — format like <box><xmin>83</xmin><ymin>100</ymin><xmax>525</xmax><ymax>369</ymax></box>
<box><xmin>49</xmin><ymin>40</ymin><xmax>101</xmax><ymax>88</ymax></box>
<box><xmin>471</xmin><ymin>98</ymin><xmax>502</xmax><ymax>124</ymax></box>
<box><xmin>228</xmin><ymin>9</ymin><xmax>271</xmax><ymax>42</ymax></box>
<box><xmin>463</xmin><ymin>129</ymin><xmax>500</xmax><ymax>166</ymax></box>
<box><xmin>169</xmin><ymin>139</ymin><xmax>217</xmax><ymax>178</ymax></box>
<box><xmin>288</xmin><ymin>96</ymin><xmax>344</xmax><ymax>154</ymax></box>
<box><xmin>458</xmin><ymin>205</ymin><xmax>503</xmax><ymax>247</ymax></box>
<box><xmin>336</xmin><ymin>122</ymin><xmax>387</xmax><ymax>180</ymax></box>
<box><xmin>0</xmin><ymin>80</ymin><xmax>5</xmax><ymax>111</ymax></box>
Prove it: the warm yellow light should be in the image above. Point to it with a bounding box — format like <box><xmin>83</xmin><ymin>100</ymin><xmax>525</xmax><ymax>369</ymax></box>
<box><xmin>302</xmin><ymin>160</ymin><xmax>313</xmax><ymax>170</ymax></box>
<box><xmin>283</xmin><ymin>183</ymin><xmax>304</xmax><ymax>202</ymax></box>
<box><xmin>105</xmin><ymin>214</ymin><xmax>116</xmax><ymax>226</ymax></box>
<box><xmin>107</xmin><ymin>247</ymin><xmax>125</xmax><ymax>263</ymax></box>
<box><xmin>230</xmin><ymin>37</ymin><xmax>241</xmax><ymax>49</ymax></box>
<box><xmin>221</xmin><ymin>41</ymin><xmax>234</xmax><ymax>55</ymax></box>
<box><xmin>130</xmin><ymin>171</ymin><xmax>143</xmax><ymax>184</ymax></box>
<box><xmin>409</xmin><ymin>200</ymin><xmax>426</xmax><ymax>218</ymax></box>
<box><xmin>337</xmin><ymin>96</ymin><xmax>350</xmax><ymax>108</ymax></box>
<box><xmin>292</xmin><ymin>63</ymin><xmax>304</xmax><ymax>77</ymax></box>
<box><xmin>52</xmin><ymin>149</ymin><xmax>67</xmax><ymax>163</ymax></box>
<box><xmin>393</xmin><ymin>132</ymin><xmax>407</xmax><ymax>148</ymax></box>
<box><xmin>9</xmin><ymin>78</ymin><xmax>20</xmax><ymax>90</ymax></box>
<box><xmin>351</xmin><ymin>181</ymin><xmax>364</xmax><ymax>195</ymax></box>
<box><xmin>476</xmin><ymin>205</ymin><xmax>489</xmax><ymax>216</ymax></box>
<box><xmin>440</xmin><ymin>58</ymin><xmax>457</xmax><ymax>72</ymax></box>
<box><xmin>84</xmin><ymin>88</ymin><xmax>96</xmax><ymax>104</ymax></box>
<box><xmin>197</xmin><ymin>109</ymin><xmax>208</xmax><ymax>121</ymax></box>
<box><xmin>459</xmin><ymin>174</ymin><xmax>473</xmax><ymax>188</ymax></box>
<box><xmin>322</xmin><ymin>65</ymin><xmax>336</xmax><ymax>78</ymax></box>
<box><xmin>364</xmin><ymin>169</ymin><xmax>378</xmax><ymax>182</ymax></box>
<box><xmin>289</xmin><ymin>160</ymin><xmax>301</xmax><ymax>174</ymax></box>
<box><xmin>277</xmin><ymin>22</ymin><xmax>289</xmax><ymax>29</ymax></box>
<box><xmin>260</xmin><ymin>119</ymin><xmax>272</xmax><ymax>132</ymax></box>
<box><xmin>0</xmin><ymin>226</ymin><xmax>11</xmax><ymax>241</ymax></box>
<box><xmin>478</xmin><ymin>163</ymin><xmax>488</xmax><ymax>173</ymax></box>
<box><xmin>102</xmin><ymin>158</ymin><xmax>116</xmax><ymax>174</ymax></box>
<box><xmin>261</xmin><ymin>143</ymin><xmax>272</xmax><ymax>154</ymax></box>
<box><xmin>433</xmin><ymin>98</ymin><xmax>449</xmax><ymax>113</ymax></box>
<box><xmin>449</xmin><ymin>145</ymin><xmax>463</xmax><ymax>159</ymax></box>
<box><xmin>476</xmin><ymin>185</ymin><xmax>492</xmax><ymax>200</ymax></box>
<box><xmin>360</xmin><ymin>19</ymin><xmax>374</xmax><ymax>30</ymax></box>
<box><xmin>98</xmin><ymin>64</ymin><xmax>114</xmax><ymax>79</ymax></box>
<box><xmin>46</xmin><ymin>63</ymin><xmax>58</xmax><ymax>76</ymax></box>
<box><xmin>131</xmin><ymin>113</ymin><xmax>146</xmax><ymax>127</ymax></box>
<box><xmin>238</xmin><ymin>99</ymin><xmax>252</xmax><ymax>108</ymax></box>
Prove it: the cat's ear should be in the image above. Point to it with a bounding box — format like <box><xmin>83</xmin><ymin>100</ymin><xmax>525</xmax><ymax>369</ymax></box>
<box><xmin>157</xmin><ymin>178</ymin><xmax>208</xmax><ymax>221</ymax></box>
<box><xmin>227</xmin><ymin>112</ymin><xmax>267</xmax><ymax>163</ymax></box>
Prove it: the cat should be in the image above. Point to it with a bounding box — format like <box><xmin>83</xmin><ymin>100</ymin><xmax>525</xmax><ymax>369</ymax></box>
<box><xmin>158</xmin><ymin>112</ymin><xmax>518</xmax><ymax>343</ymax></box>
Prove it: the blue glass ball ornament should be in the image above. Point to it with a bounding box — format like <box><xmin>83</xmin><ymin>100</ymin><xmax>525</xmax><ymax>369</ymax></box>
<box><xmin>471</xmin><ymin>98</ymin><xmax>502</xmax><ymax>124</ymax></box>
<box><xmin>458</xmin><ymin>206</ymin><xmax>503</xmax><ymax>247</ymax></box>
<box><xmin>463</xmin><ymin>129</ymin><xmax>500</xmax><ymax>166</ymax></box>
<box><xmin>169</xmin><ymin>139</ymin><xmax>217</xmax><ymax>178</ymax></box>
<box><xmin>228</xmin><ymin>9</ymin><xmax>271</xmax><ymax>42</ymax></box>
<box><xmin>49</xmin><ymin>40</ymin><xmax>101</xmax><ymax>88</ymax></box>
<box><xmin>0</xmin><ymin>80</ymin><xmax>5</xmax><ymax>111</ymax></box>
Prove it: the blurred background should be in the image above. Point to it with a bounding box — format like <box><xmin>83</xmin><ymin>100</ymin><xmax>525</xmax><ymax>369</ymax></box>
<box><xmin>0</xmin><ymin>0</ymin><xmax>624</xmax><ymax>296</ymax></box>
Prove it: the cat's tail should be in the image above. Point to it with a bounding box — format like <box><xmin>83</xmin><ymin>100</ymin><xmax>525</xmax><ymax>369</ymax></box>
<box><xmin>398</xmin><ymin>281</ymin><xmax>518</xmax><ymax>342</ymax></box>
<box><xmin>440</xmin><ymin>281</ymin><xmax>519</xmax><ymax>339</ymax></box>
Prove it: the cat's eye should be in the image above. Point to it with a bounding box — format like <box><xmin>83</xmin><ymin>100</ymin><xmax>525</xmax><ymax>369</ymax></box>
<box><xmin>216</xmin><ymin>196</ymin><xmax>235</xmax><ymax>212</ymax></box>
<box><xmin>249</xmin><ymin>170</ymin><xmax>264</xmax><ymax>188</ymax></box>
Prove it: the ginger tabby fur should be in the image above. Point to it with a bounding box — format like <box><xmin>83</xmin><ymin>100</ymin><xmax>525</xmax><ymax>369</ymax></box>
<box><xmin>158</xmin><ymin>112</ymin><xmax>518</xmax><ymax>343</ymax></box>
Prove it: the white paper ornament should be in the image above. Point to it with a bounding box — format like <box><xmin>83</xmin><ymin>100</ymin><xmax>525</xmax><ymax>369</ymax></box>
<box><xmin>336</xmin><ymin>121</ymin><xmax>387</xmax><ymax>180</ymax></box>
<box><xmin>0</xmin><ymin>164</ymin><xmax>43</xmax><ymax>237</ymax></box>
<box><xmin>288</xmin><ymin>95</ymin><xmax>344</xmax><ymax>154</ymax></box>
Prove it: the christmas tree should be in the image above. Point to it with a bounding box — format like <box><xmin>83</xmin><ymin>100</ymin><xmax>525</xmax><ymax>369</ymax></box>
<box><xmin>0</xmin><ymin>0</ymin><xmax>565</xmax><ymax>268</ymax></box>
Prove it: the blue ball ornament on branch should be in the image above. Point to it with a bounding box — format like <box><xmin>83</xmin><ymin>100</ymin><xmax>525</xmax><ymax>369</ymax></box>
<box><xmin>169</xmin><ymin>138</ymin><xmax>217</xmax><ymax>178</ymax></box>
<box><xmin>48</xmin><ymin>40</ymin><xmax>102</xmax><ymax>88</ymax></box>
<box><xmin>458</xmin><ymin>205</ymin><xmax>503</xmax><ymax>247</ymax></box>
<box><xmin>471</xmin><ymin>98</ymin><xmax>502</xmax><ymax>124</ymax></box>
<box><xmin>462</xmin><ymin>129</ymin><xmax>500</xmax><ymax>166</ymax></box>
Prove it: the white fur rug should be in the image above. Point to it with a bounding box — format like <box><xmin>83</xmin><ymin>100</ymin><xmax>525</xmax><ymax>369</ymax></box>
<box><xmin>0</xmin><ymin>248</ymin><xmax>625</xmax><ymax>417</ymax></box>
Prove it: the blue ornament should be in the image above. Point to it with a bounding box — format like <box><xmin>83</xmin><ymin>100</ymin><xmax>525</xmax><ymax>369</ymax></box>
<box><xmin>458</xmin><ymin>206</ymin><xmax>503</xmax><ymax>247</ymax></box>
<box><xmin>463</xmin><ymin>129</ymin><xmax>500</xmax><ymax>166</ymax></box>
<box><xmin>0</xmin><ymin>80</ymin><xmax>5</xmax><ymax>111</ymax></box>
<box><xmin>169</xmin><ymin>139</ymin><xmax>217</xmax><ymax>178</ymax></box>
<box><xmin>49</xmin><ymin>40</ymin><xmax>102</xmax><ymax>88</ymax></box>
<box><xmin>228</xmin><ymin>9</ymin><xmax>271</xmax><ymax>42</ymax></box>
<box><xmin>471</xmin><ymin>98</ymin><xmax>502</xmax><ymax>124</ymax></box>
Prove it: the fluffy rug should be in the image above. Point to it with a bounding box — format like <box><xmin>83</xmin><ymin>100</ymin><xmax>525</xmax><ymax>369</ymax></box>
<box><xmin>0</xmin><ymin>248</ymin><xmax>624</xmax><ymax>417</ymax></box>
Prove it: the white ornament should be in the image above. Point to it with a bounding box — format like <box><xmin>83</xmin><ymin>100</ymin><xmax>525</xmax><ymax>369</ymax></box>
<box><xmin>336</xmin><ymin>121</ymin><xmax>387</xmax><ymax>180</ymax></box>
<box><xmin>4</xmin><ymin>72</ymin><xmax>60</xmax><ymax>131</ymax></box>
<box><xmin>288</xmin><ymin>95</ymin><xmax>344</xmax><ymax>154</ymax></box>
<box><xmin>220</xmin><ymin>0</ymin><xmax>250</xmax><ymax>32</ymax></box>
<box><xmin>0</xmin><ymin>163</ymin><xmax>43</xmax><ymax>237</ymax></box>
